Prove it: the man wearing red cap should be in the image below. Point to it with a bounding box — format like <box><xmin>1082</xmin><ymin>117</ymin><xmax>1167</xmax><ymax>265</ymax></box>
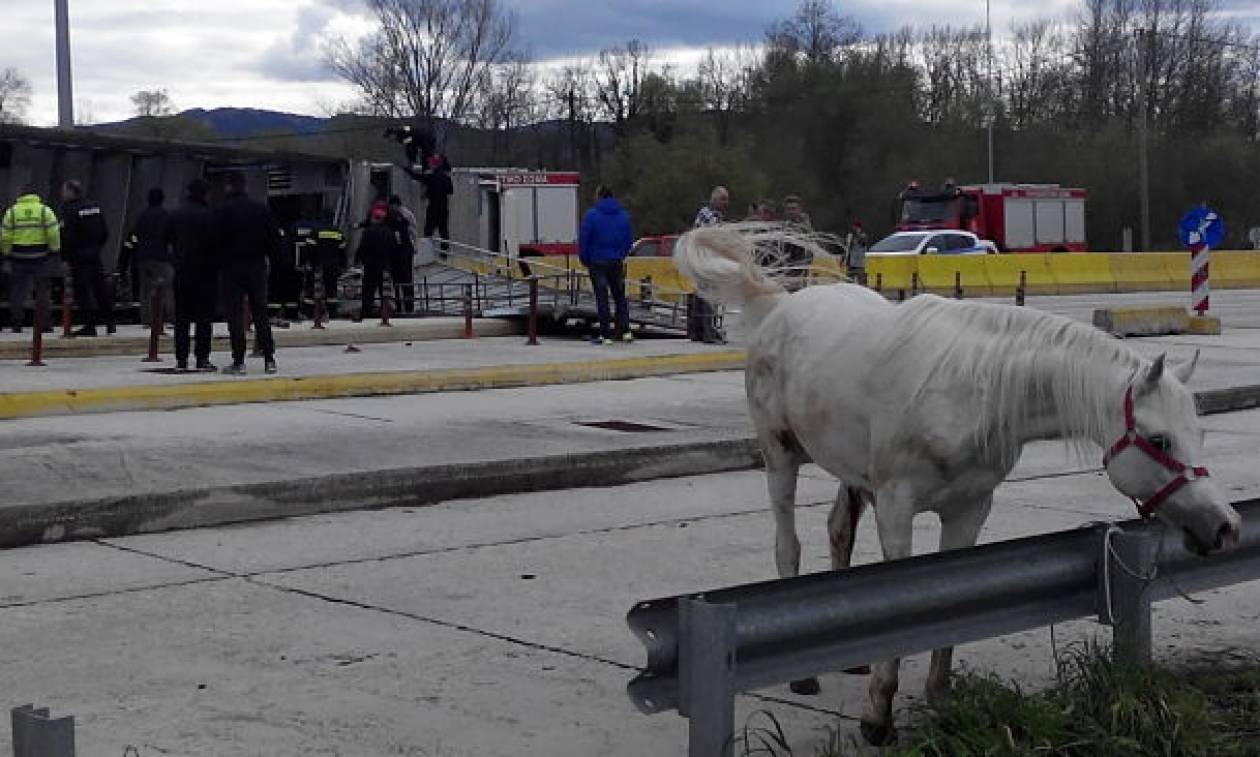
<box><xmin>355</xmin><ymin>201</ymin><xmax>398</xmax><ymax>319</ymax></box>
<box><xmin>845</xmin><ymin>219</ymin><xmax>869</xmax><ymax>286</ymax></box>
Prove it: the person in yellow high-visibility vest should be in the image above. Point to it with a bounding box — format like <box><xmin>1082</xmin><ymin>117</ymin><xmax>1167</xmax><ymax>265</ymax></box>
<box><xmin>0</xmin><ymin>184</ymin><xmax>61</xmax><ymax>333</ymax></box>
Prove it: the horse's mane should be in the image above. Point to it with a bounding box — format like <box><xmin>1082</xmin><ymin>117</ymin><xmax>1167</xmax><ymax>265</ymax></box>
<box><xmin>879</xmin><ymin>295</ymin><xmax>1145</xmax><ymax>455</ymax></box>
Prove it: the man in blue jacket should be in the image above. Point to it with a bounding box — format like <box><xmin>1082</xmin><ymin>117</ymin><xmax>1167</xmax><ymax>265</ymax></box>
<box><xmin>579</xmin><ymin>185</ymin><xmax>634</xmax><ymax>345</ymax></box>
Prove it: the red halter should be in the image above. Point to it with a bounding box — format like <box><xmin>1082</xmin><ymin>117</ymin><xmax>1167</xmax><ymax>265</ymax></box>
<box><xmin>1102</xmin><ymin>385</ymin><xmax>1209</xmax><ymax>519</ymax></box>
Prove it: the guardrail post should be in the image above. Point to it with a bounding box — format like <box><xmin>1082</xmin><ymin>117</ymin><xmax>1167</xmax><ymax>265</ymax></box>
<box><xmin>61</xmin><ymin>266</ymin><xmax>74</xmax><ymax>338</ymax></box>
<box><xmin>911</xmin><ymin>271</ymin><xmax>921</xmax><ymax>297</ymax></box>
<box><xmin>311</xmin><ymin>269</ymin><xmax>327</xmax><ymax>330</ymax></box>
<box><xmin>1099</xmin><ymin>529</ymin><xmax>1155</xmax><ymax>667</ymax></box>
<box><xmin>11</xmin><ymin>704</ymin><xmax>76</xmax><ymax>757</ymax></box>
<box><xmin>1016</xmin><ymin>271</ymin><xmax>1027</xmax><ymax>306</ymax></box>
<box><xmin>678</xmin><ymin>599</ymin><xmax>737</xmax><ymax>757</ymax></box>
<box><xmin>527</xmin><ymin>276</ymin><xmax>539</xmax><ymax>346</ymax></box>
<box><xmin>27</xmin><ymin>303</ymin><xmax>46</xmax><ymax>367</ymax></box>
<box><xmin>640</xmin><ymin>275</ymin><xmax>653</xmax><ymax>305</ymax></box>
<box><xmin>954</xmin><ymin>271</ymin><xmax>963</xmax><ymax>299</ymax></box>
<box><xmin>380</xmin><ymin>270</ymin><xmax>394</xmax><ymax>327</ymax></box>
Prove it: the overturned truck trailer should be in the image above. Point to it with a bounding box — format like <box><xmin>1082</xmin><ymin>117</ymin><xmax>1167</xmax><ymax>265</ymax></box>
<box><xmin>0</xmin><ymin>123</ymin><xmax>350</xmax><ymax>274</ymax></box>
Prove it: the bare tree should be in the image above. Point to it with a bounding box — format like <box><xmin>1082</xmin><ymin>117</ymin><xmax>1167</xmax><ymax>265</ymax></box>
<box><xmin>1004</xmin><ymin>20</ymin><xmax>1072</xmax><ymax>129</ymax></box>
<box><xmin>914</xmin><ymin>26</ymin><xmax>989</xmax><ymax>124</ymax></box>
<box><xmin>543</xmin><ymin>62</ymin><xmax>596</xmax><ymax>167</ymax></box>
<box><xmin>695</xmin><ymin>46</ymin><xmax>758</xmax><ymax>144</ymax></box>
<box><xmin>326</xmin><ymin>0</ymin><xmax>517</xmax><ymax>128</ymax></box>
<box><xmin>473</xmin><ymin>53</ymin><xmax>537</xmax><ymax>161</ymax></box>
<box><xmin>131</xmin><ymin>89</ymin><xmax>174</xmax><ymax>117</ymax></box>
<box><xmin>594</xmin><ymin>39</ymin><xmax>653</xmax><ymax>131</ymax></box>
<box><xmin>0</xmin><ymin>68</ymin><xmax>33</xmax><ymax>124</ymax></box>
<box><xmin>767</xmin><ymin>0</ymin><xmax>861</xmax><ymax>64</ymax></box>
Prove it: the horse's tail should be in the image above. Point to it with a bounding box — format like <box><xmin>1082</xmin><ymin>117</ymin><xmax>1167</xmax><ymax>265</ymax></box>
<box><xmin>673</xmin><ymin>222</ymin><xmax>834</xmax><ymax>329</ymax></box>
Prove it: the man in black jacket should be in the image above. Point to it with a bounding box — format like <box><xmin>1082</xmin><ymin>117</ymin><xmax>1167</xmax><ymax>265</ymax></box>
<box><xmin>59</xmin><ymin>180</ymin><xmax>115</xmax><ymax>335</ymax></box>
<box><xmin>123</xmin><ymin>188</ymin><xmax>175</xmax><ymax>326</ymax></box>
<box><xmin>167</xmin><ymin>178</ymin><xmax>218</xmax><ymax>372</ymax></box>
<box><xmin>405</xmin><ymin>153</ymin><xmax>453</xmax><ymax>254</ymax></box>
<box><xmin>216</xmin><ymin>171</ymin><xmax>279</xmax><ymax>375</ymax></box>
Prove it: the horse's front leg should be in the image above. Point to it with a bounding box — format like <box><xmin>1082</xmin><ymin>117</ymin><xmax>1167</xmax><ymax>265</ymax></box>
<box><xmin>861</xmin><ymin>483</ymin><xmax>915</xmax><ymax>746</ymax></box>
<box><xmin>925</xmin><ymin>495</ymin><xmax>993</xmax><ymax>707</ymax></box>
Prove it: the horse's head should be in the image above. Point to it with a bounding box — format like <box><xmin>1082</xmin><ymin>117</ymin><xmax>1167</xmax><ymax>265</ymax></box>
<box><xmin>1103</xmin><ymin>352</ymin><xmax>1241</xmax><ymax>556</ymax></box>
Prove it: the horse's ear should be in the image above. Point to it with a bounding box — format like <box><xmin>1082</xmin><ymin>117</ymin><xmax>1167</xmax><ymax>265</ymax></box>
<box><xmin>1172</xmin><ymin>349</ymin><xmax>1200</xmax><ymax>383</ymax></box>
<box><xmin>1139</xmin><ymin>353</ymin><xmax>1167</xmax><ymax>394</ymax></box>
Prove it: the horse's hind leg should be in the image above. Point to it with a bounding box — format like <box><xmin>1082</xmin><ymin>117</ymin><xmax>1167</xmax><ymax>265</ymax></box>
<box><xmin>762</xmin><ymin>431</ymin><xmax>815</xmax><ymax>694</ymax></box>
<box><xmin>827</xmin><ymin>486</ymin><xmax>868</xmax><ymax>570</ymax></box>
<box><xmin>925</xmin><ymin>495</ymin><xmax>993</xmax><ymax>707</ymax></box>
<box><xmin>829</xmin><ymin>486</ymin><xmax>872</xmax><ymax>676</ymax></box>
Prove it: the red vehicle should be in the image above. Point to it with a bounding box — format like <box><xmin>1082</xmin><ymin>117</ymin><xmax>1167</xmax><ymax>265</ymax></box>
<box><xmin>629</xmin><ymin>235</ymin><xmax>679</xmax><ymax>257</ymax></box>
<box><xmin>896</xmin><ymin>183</ymin><xmax>1087</xmax><ymax>252</ymax></box>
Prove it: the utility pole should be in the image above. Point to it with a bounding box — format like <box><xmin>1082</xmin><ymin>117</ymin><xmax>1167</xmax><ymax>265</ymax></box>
<box><xmin>986</xmin><ymin>0</ymin><xmax>995</xmax><ymax>184</ymax></box>
<box><xmin>1136</xmin><ymin>28</ymin><xmax>1151</xmax><ymax>252</ymax></box>
<box><xmin>54</xmin><ymin>0</ymin><xmax>74</xmax><ymax>127</ymax></box>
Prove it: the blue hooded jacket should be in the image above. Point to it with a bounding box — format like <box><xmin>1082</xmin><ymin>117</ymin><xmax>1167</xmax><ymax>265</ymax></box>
<box><xmin>579</xmin><ymin>197</ymin><xmax>633</xmax><ymax>265</ymax></box>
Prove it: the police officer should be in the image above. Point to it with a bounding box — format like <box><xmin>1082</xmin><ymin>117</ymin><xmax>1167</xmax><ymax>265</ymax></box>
<box><xmin>59</xmin><ymin>180</ymin><xmax>115</xmax><ymax>335</ymax></box>
<box><xmin>167</xmin><ymin>178</ymin><xmax>218</xmax><ymax>372</ymax></box>
<box><xmin>1</xmin><ymin>184</ymin><xmax>61</xmax><ymax>333</ymax></box>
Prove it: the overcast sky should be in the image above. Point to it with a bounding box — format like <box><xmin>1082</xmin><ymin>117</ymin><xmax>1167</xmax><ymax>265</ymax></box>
<box><xmin>6</xmin><ymin>0</ymin><xmax>1256</xmax><ymax>126</ymax></box>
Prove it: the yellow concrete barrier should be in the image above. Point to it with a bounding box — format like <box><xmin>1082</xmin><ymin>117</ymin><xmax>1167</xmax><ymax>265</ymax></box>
<box><xmin>917</xmin><ymin>256</ymin><xmax>993</xmax><ymax>297</ymax></box>
<box><xmin>1048</xmin><ymin>253</ymin><xmax>1116</xmax><ymax>294</ymax></box>
<box><xmin>459</xmin><ymin>249</ymin><xmax>1260</xmax><ymax>304</ymax></box>
<box><xmin>866</xmin><ymin>256</ymin><xmax>919</xmax><ymax>292</ymax></box>
<box><xmin>986</xmin><ymin>254</ymin><xmax>1057</xmax><ymax>295</ymax></box>
<box><xmin>1211</xmin><ymin>252</ymin><xmax>1260</xmax><ymax>289</ymax></box>
<box><xmin>1108</xmin><ymin>253</ymin><xmax>1180</xmax><ymax>292</ymax></box>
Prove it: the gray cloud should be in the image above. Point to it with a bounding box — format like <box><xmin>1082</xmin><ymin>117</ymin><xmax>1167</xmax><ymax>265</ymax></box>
<box><xmin>257</xmin><ymin>4</ymin><xmax>340</xmax><ymax>82</ymax></box>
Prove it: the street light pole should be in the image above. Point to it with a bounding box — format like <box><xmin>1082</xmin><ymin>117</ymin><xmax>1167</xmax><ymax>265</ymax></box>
<box><xmin>986</xmin><ymin>0</ymin><xmax>994</xmax><ymax>184</ymax></box>
<box><xmin>1136</xmin><ymin>29</ymin><xmax>1151</xmax><ymax>252</ymax></box>
<box><xmin>54</xmin><ymin>0</ymin><xmax>74</xmax><ymax>128</ymax></box>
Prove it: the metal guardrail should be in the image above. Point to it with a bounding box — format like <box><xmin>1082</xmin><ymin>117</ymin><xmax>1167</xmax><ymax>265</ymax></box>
<box><xmin>626</xmin><ymin>497</ymin><xmax>1260</xmax><ymax>757</ymax></box>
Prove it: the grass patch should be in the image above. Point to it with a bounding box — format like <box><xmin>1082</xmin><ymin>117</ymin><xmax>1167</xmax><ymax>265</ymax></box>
<box><xmin>744</xmin><ymin>643</ymin><xmax>1260</xmax><ymax>757</ymax></box>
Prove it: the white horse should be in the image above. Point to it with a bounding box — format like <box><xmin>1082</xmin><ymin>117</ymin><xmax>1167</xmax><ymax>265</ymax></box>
<box><xmin>673</xmin><ymin>224</ymin><xmax>1241</xmax><ymax>744</ymax></box>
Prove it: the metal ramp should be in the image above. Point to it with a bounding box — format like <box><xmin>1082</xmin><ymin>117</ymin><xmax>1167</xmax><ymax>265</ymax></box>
<box><xmin>410</xmin><ymin>242</ymin><xmax>693</xmax><ymax>333</ymax></box>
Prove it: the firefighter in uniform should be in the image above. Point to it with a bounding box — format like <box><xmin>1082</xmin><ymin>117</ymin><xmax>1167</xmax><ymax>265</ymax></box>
<box><xmin>1</xmin><ymin>184</ymin><xmax>61</xmax><ymax>333</ymax></box>
<box><xmin>59</xmin><ymin>180</ymin><xmax>115</xmax><ymax>335</ymax></box>
<box><xmin>297</xmin><ymin>212</ymin><xmax>346</xmax><ymax>317</ymax></box>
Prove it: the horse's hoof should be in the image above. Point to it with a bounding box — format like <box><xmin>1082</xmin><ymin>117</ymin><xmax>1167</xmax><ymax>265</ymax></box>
<box><xmin>860</xmin><ymin>719</ymin><xmax>896</xmax><ymax>746</ymax></box>
<box><xmin>789</xmin><ymin>677</ymin><xmax>821</xmax><ymax>696</ymax></box>
<box><xmin>843</xmin><ymin>665</ymin><xmax>871</xmax><ymax>675</ymax></box>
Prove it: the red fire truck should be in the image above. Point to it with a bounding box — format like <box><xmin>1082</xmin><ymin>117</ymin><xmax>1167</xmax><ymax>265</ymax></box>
<box><xmin>895</xmin><ymin>182</ymin><xmax>1087</xmax><ymax>252</ymax></box>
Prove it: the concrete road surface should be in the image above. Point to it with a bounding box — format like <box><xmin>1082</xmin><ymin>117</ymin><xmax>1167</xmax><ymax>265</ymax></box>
<box><xmin>2</xmin><ymin>407</ymin><xmax>1259</xmax><ymax>756</ymax></box>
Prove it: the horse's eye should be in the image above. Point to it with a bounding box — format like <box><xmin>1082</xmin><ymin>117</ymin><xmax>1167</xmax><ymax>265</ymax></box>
<box><xmin>1148</xmin><ymin>434</ymin><xmax>1172</xmax><ymax>452</ymax></box>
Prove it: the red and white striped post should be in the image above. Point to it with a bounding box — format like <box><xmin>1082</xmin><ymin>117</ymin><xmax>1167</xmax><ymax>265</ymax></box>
<box><xmin>1189</xmin><ymin>242</ymin><xmax>1210</xmax><ymax>315</ymax></box>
